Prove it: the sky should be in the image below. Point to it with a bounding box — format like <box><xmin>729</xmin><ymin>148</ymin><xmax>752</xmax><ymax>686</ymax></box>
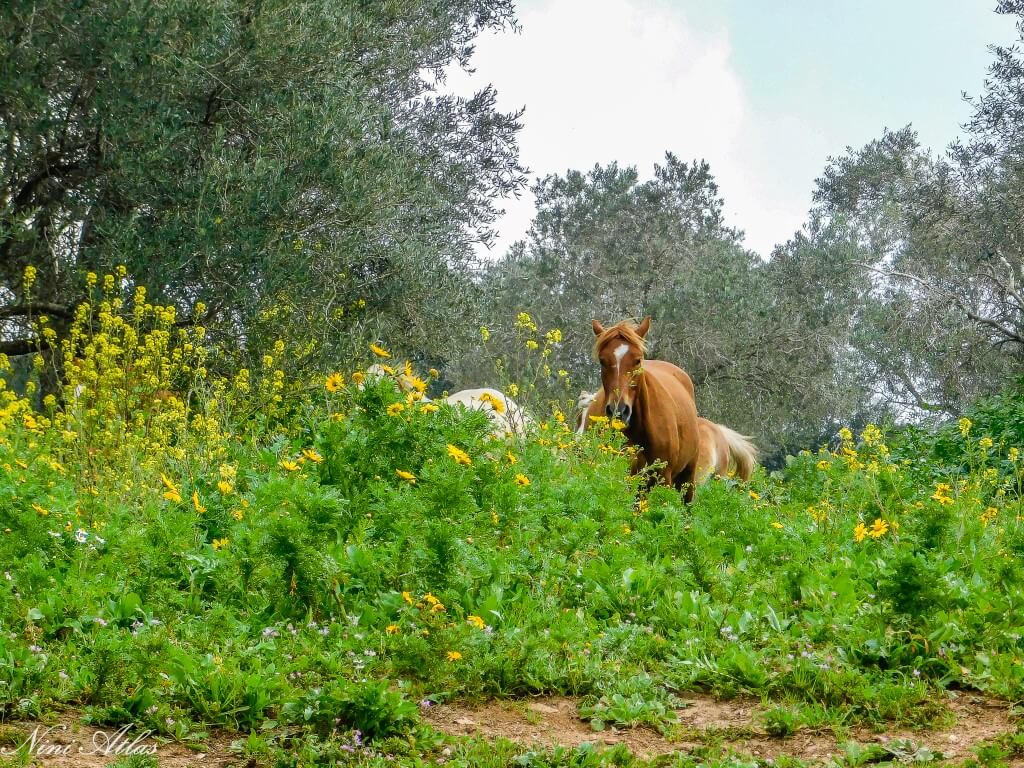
<box><xmin>444</xmin><ymin>0</ymin><xmax>1019</xmax><ymax>259</ymax></box>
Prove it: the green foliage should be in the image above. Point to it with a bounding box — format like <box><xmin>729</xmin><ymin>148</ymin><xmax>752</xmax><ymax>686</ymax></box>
<box><xmin>2</xmin><ymin>365</ymin><xmax>1023</xmax><ymax>766</ymax></box>
<box><xmin>0</xmin><ymin>0</ymin><xmax>524</xmax><ymax>369</ymax></box>
<box><xmin>281</xmin><ymin>679</ymin><xmax>418</xmax><ymax>740</ymax></box>
<box><xmin>761</xmin><ymin>706</ymin><xmax>801</xmax><ymax>738</ymax></box>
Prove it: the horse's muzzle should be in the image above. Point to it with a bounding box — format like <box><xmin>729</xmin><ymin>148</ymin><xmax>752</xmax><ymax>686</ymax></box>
<box><xmin>606</xmin><ymin>401</ymin><xmax>632</xmax><ymax>425</ymax></box>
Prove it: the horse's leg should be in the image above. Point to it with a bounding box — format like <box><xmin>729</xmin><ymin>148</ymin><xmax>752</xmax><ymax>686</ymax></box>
<box><xmin>675</xmin><ymin>464</ymin><xmax>697</xmax><ymax>504</ymax></box>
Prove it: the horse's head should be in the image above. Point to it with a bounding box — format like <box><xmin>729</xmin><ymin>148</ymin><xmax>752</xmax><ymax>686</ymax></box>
<box><xmin>574</xmin><ymin>389</ymin><xmax>598</xmax><ymax>434</ymax></box>
<box><xmin>591</xmin><ymin>316</ymin><xmax>651</xmax><ymax>427</ymax></box>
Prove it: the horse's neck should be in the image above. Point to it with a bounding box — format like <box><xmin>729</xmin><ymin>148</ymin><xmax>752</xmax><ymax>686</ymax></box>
<box><xmin>627</xmin><ymin>365</ymin><xmax>654</xmax><ymax>445</ymax></box>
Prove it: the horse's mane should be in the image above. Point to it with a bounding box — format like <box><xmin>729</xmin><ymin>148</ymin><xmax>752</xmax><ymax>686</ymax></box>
<box><xmin>592</xmin><ymin>320</ymin><xmax>649</xmax><ymax>360</ymax></box>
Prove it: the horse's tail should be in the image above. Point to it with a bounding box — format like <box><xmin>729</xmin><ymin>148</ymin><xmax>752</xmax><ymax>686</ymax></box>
<box><xmin>718</xmin><ymin>425</ymin><xmax>759</xmax><ymax>482</ymax></box>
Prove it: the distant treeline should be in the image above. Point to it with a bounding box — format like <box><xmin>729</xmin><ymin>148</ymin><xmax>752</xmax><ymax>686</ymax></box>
<box><xmin>3</xmin><ymin>0</ymin><xmax>1023</xmax><ymax>463</ymax></box>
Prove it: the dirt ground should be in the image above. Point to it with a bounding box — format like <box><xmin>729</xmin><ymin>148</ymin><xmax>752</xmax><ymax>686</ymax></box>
<box><xmin>423</xmin><ymin>691</ymin><xmax>1021</xmax><ymax>764</ymax></box>
<box><xmin>2</xmin><ymin>693</ymin><xmax>1018</xmax><ymax>766</ymax></box>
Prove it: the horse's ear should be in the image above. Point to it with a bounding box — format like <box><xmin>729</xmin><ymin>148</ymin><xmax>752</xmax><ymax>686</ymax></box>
<box><xmin>591</xmin><ymin>319</ymin><xmax>605</xmax><ymax>336</ymax></box>
<box><xmin>636</xmin><ymin>316</ymin><xmax>652</xmax><ymax>338</ymax></box>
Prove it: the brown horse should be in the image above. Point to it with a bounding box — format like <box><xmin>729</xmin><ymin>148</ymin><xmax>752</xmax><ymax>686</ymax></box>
<box><xmin>576</xmin><ymin>389</ymin><xmax>757</xmax><ymax>487</ymax></box>
<box><xmin>591</xmin><ymin>317</ymin><xmax>701</xmax><ymax>501</ymax></box>
<box><xmin>695</xmin><ymin>417</ymin><xmax>759</xmax><ymax>484</ymax></box>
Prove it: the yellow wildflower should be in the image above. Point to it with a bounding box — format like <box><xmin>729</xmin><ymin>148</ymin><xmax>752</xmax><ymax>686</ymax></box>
<box><xmin>838</xmin><ymin>427</ymin><xmax>853</xmax><ymax>442</ymax></box>
<box><xmin>351</xmin><ymin>371</ymin><xmax>365</xmax><ymax>385</ymax></box>
<box><xmin>610</xmin><ymin>418</ymin><xmax>627</xmax><ymax>430</ymax></box>
<box><xmin>325</xmin><ymin>373</ymin><xmax>345</xmax><ymax>392</ymax></box>
<box><xmin>217</xmin><ymin>480</ymin><xmax>233</xmax><ymax>495</ymax></box>
<box><xmin>869</xmin><ymin>518</ymin><xmax>888</xmax><ymax>539</ymax></box>
<box><xmin>526</xmin><ymin>339</ymin><xmax>539</xmax><ymax>350</ymax></box>
<box><xmin>958</xmin><ymin>417</ymin><xmax>972</xmax><ymax>436</ymax></box>
<box><xmin>479</xmin><ymin>326</ymin><xmax>491</xmax><ymax>342</ymax></box>
<box><xmin>211</xmin><ymin>537</ymin><xmax>228</xmax><ymax>550</ymax></box>
<box><xmin>303</xmin><ymin>448</ymin><xmax>323</xmax><ymax>463</ymax></box>
<box><xmin>770</xmin><ymin>521</ymin><xmax>784</xmax><ymax>530</ymax></box>
<box><xmin>280</xmin><ymin>459</ymin><xmax>301</xmax><ymax>472</ymax></box>
<box><xmin>514</xmin><ymin>473</ymin><xmax>530</xmax><ymax>487</ymax></box>
<box><xmin>853</xmin><ymin>522</ymin><xmax>868</xmax><ymax>543</ymax></box>
<box><xmin>370</xmin><ymin>343</ymin><xmax>391</xmax><ymax>358</ymax></box>
<box><xmin>231</xmin><ymin>509</ymin><xmax>244</xmax><ymax>521</ymax></box>
<box><xmin>446</xmin><ymin>651</ymin><xmax>463</xmax><ymax>662</ymax></box>
<box><xmin>861</xmin><ymin>424</ymin><xmax>883</xmax><ymax>445</ymax></box>
<box><xmin>192</xmin><ymin>491</ymin><xmax>206</xmax><ymax>513</ymax></box>
<box><xmin>979</xmin><ymin>437</ymin><xmax>994</xmax><ymax>450</ymax></box>
<box><xmin>31</xmin><ymin>503</ymin><xmax>49</xmax><ymax>516</ymax></box>
<box><xmin>477</xmin><ymin>391</ymin><xmax>505</xmax><ymax>413</ymax></box>
<box><xmin>981</xmin><ymin>507</ymin><xmax>998</xmax><ymax>526</ymax></box>
<box><xmin>749</xmin><ymin>490</ymin><xmax>761</xmax><ymax>501</ymax></box>
<box><xmin>386</xmin><ymin>402</ymin><xmax>405</xmax><ymax>416</ymax></box>
<box><xmin>467</xmin><ymin>615</ymin><xmax>486</xmax><ymax>630</ymax></box>
<box><xmin>402</xmin><ymin>591</ymin><xmax>414</xmax><ymax>604</ymax></box>
<box><xmin>447</xmin><ymin>444</ymin><xmax>472</xmax><ymax>466</ymax></box>
<box><xmin>386</xmin><ymin>624</ymin><xmax>400</xmax><ymax>635</ymax></box>
<box><xmin>419</xmin><ymin>402</ymin><xmax>439</xmax><ymax>413</ymax></box>
<box><xmin>160</xmin><ymin>473</ymin><xmax>182</xmax><ymax>503</ymax></box>
<box><xmin>515</xmin><ymin>312</ymin><xmax>537</xmax><ymax>331</ymax></box>
<box><xmin>1009</xmin><ymin>447</ymin><xmax>1020</xmax><ymax>462</ymax></box>
<box><xmin>931</xmin><ymin>483</ymin><xmax>954</xmax><ymax>506</ymax></box>
<box><xmin>396</xmin><ymin>469</ymin><xmax>417</xmax><ymax>484</ymax></box>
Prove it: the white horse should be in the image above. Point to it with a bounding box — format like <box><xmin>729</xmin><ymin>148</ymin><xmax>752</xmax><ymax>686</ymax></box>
<box><xmin>442</xmin><ymin>388</ymin><xmax>532</xmax><ymax>437</ymax></box>
<box><xmin>574</xmin><ymin>390</ymin><xmax>599</xmax><ymax>434</ymax></box>
<box><xmin>362</xmin><ymin>364</ymin><xmax>530</xmax><ymax>437</ymax></box>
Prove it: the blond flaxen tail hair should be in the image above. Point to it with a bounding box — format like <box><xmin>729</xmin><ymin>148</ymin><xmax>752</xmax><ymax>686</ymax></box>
<box><xmin>718</xmin><ymin>425</ymin><xmax>759</xmax><ymax>482</ymax></box>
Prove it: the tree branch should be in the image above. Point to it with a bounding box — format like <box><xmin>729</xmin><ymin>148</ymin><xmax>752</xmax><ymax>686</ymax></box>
<box><xmin>0</xmin><ymin>338</ymin><xmax>45</xmax><ymax>356</ymax></box>
<box><xmin>856</xmin><ymin>261</ymin><xmax>1024</xmax><ymax>346</ymax></box>
<box><xmin>0</xmin><ymin>302</ymin><xmax>74</xmax><ymax>320</ymax></box>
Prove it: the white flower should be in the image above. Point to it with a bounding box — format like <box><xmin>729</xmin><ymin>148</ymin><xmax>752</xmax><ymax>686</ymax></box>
<box><xmin>75</xmin><ymin>528</ymin><xmax>88</xmax><ymax>543</ymax></box>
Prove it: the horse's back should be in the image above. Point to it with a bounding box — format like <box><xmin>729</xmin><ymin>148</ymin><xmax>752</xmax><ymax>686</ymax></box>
<box><xmin>443</xmin><ymin>388</ymin><xmax>530</xmax><ymax>436</ymax></box>
<box><xmin>644</xmin><ymin>360</ymin><xmax>698</xmax><ymax>422</ymax></box>
<box><xmin>644</xmin><ymin>360</ymin><xmax>695</xmax><ymax>401</ymax></box>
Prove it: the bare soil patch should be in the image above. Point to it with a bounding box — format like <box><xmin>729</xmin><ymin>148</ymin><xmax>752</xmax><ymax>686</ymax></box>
<box><xmin>423</xmin><ymin>691</ymin><xmax>1020</xmax><ymax>764</ymax></box>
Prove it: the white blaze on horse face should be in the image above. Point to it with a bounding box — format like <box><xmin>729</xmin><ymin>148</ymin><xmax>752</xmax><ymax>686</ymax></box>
<box><xmin>613</xmin><ymin>343</ymin><xmax>629</xmax><ymax>386</ymax></box>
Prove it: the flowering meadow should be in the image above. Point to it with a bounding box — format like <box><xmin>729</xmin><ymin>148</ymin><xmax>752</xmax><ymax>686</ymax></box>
<box><xmin>1</xmin><ymin>272</ymin><xmax>1023</xmax><ymax>767</ymax></box>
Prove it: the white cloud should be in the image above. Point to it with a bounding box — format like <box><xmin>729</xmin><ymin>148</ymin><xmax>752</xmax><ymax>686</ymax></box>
<box><xmin>444</xmin><ymin>0</ymin><xmax>796</xmax><ymax>258</ymax></box>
